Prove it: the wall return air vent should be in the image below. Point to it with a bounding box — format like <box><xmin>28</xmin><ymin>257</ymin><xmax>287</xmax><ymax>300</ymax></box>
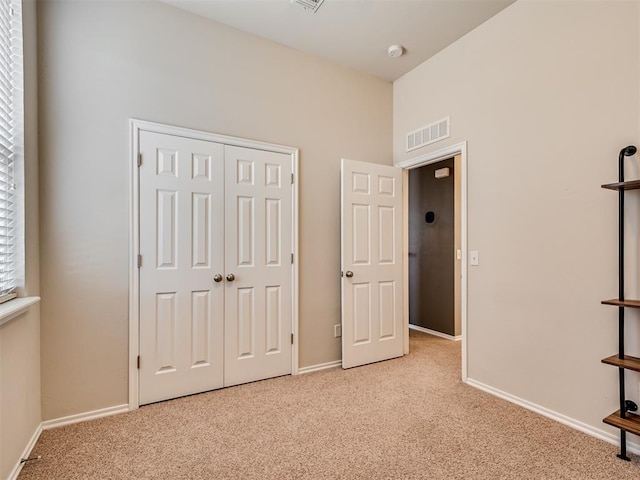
<box><xmin>406</xmin><ymin>117</ymin><xmax>450</xmax><ymax>152</ymax></box>
<box><xmin>291</xmin><ymin>0</ymin><xmax>325</xmax><ymax>13</ymax></box>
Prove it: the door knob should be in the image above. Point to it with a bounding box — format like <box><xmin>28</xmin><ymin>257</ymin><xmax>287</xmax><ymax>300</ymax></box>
<box><xmin>226</xmin><ymin>273</ymin><xmax>235</xmax><ymax>282</ymax></box>
<box><xmin>345</xmin><ymin>271</ymin><xmax>354</xmax><ymax>278</ymax></box>
<box><xmin>213</xmin><ymin>274</ymin><xmax>223</xmax><ymax>283</ymax></box>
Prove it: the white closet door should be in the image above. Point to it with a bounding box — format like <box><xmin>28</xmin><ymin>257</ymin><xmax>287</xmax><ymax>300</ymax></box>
<box><xmin>223</xmin><ymin>145</ymin><xmax>293</xmax><ymax>387</ymax></box>
<box><xmin>341</xmin><ymin>158</ymin><xmax>403</xmax><ymax>369</ymax></box>
<box><xmin>139</xmin><ymin>131</ymin><xmax>225</xmax><ymax>405</ymax></box>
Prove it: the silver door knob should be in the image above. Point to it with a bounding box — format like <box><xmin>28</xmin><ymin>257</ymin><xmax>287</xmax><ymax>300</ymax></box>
<box><xmin>345</xmin><ymin>271</ymin><xmax>354</xmax><ymax>278</ymax></box>
<box><xmin>213</xmin><ymin>274</ymin><xmax>223</xmax><ymax>283</ymax></box>
<box><xmin>226</xmin><ymin>273</ymin><xmax>235</xmax><ymax>282</ymax></box>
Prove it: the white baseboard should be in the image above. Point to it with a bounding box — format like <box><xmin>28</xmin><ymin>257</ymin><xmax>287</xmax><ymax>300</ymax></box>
<box><xmin>42</xmin><ymin>404</ymin><xmax>129</xmax><ymax>430</ymax></box>
<box><xmin>466</xmin><ymin>378</ymin><xmax>640</xmax><ymax>456</ymax></box>
<box><xmin>7</xmin><ymin>423</ymin><xmax>42</xmax><ymax>480</ymax></box>
<box><xmin>409</xmin><ymin>324</ymin><xmax>462</xmax><ymax>341</ymax></box>
<box><xmin>297</xmin><ymin>360</ymin><xmax>342</xmax><ymax>374</ymax></box>
<box><xmin>8</xmin><ymin>404</ymin><xmax>128</xmax><ymax>480</ymax></box>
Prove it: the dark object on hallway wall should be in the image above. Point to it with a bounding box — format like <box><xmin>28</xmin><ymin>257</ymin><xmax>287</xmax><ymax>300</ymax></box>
<box><xmin>425</xmin><ymin>211</ymin><xmax>435</xmax><ymax>224</ymax></box>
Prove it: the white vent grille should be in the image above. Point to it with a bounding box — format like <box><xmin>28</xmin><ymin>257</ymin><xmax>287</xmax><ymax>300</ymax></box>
<box><xmin>406</xmin><ymin>117</ymin><xmax>450</xmax><ymax>152</ymax></box>
<box><xmin>291</xmin><ymin>0</ymin><xmax>325</xmax><ymax>13</ymax></box>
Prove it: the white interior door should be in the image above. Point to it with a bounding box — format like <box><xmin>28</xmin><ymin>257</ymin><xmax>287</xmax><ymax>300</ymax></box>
<box><xmin>341</xmin><ymin>158</ymin><xmax>403</xmax><ymax>369</ymax></box>
<box><xmin>223</xmin><ymin>145</ymin><xmax>293</xmax><ymax>386</ymax></box>
<box><xmin>139</xmin><ymin>131</ymin><xmax>225</xmax><ymax>405</ymax></box>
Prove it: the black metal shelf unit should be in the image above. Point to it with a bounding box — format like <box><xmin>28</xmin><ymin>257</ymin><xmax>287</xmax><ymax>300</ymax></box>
<box><xmin>601</xmin><ymin>145</ymin><xmax>639</xmax><ymax>461</ymax></box>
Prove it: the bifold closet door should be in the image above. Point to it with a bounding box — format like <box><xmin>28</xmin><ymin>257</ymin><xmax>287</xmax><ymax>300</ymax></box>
<box><xmin>223</xmin><ymin>145</ymin><xmax>293</xmax><ymax>387</ymax></box>
<box><xmin>138</xmin><ymin>133</ymin><xmax>293</xmax><ymax>405</ymax></box>
<box><xmin>139</xmin><ymin>131</ymin><xmax>225</xmax><ymax>405</ymax></box>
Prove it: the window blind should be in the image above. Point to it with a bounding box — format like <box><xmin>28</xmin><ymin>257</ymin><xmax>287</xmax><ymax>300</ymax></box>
<box><xmin>0</xmin><ymin>0</ymin><xmax>22</xmax><ymax>303</ymax></box>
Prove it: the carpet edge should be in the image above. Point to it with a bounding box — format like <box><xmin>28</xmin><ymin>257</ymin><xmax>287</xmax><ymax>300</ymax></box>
<box><xmin>466</xmin><ymin>378</ymin><xmax>640</xmax><ymax>455</ymax></box>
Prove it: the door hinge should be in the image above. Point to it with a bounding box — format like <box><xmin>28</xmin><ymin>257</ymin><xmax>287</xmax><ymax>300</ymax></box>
<box><xmin>137</xmin><ymin>254</ymin><xmax>142</xmax><ymax>268</ymax></box>
<box><xmin>137</xmin><ymin>153</ymin><xmax>142</xmax><ymax>167</ymax></box>
<box><xmin>291</xmin><ymin>253</ymin><xmax>294</xmax><ymax>264</ymax></box>
<box><xmin>291</xmin><ymin>173</ymin><xmax>294</xmax><ymax>184</ymax></box>
<box><xmin>137</xmin><ymin>356</ymin><xmax>140</xmax><ymax>369</ymax></box>
<box><xmin>291</xmin><ymin>333</ymin><xmax>294</xmax><ymax>344</ymax></box>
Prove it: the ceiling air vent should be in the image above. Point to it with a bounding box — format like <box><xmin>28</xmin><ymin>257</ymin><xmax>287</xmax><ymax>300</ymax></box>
<box><xmin>291</xmin><ymin>0</ymin><xmax>325</xmax><ymax>13</ymax></box>
<box><xmin>406</xmin><ymin>117</ymin><xmax>450</xmax><ymax>152</ymax></box>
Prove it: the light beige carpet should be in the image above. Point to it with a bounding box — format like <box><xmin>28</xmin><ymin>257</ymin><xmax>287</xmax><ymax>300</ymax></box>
<box><xmin>19</xmin><ymin>330</ymin><xmax>640</xmax><ymax>479</ymax></box>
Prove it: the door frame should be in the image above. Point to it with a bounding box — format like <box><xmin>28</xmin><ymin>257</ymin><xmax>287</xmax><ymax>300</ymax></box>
<box><xmin>396</xmin><ymin>141</ymin><xmax>468</xmax><ymax>382</ymax></box>
<box><xmin>128</xmin><ymin>119</ymin><xmax>300</xmax><ymax>410</ymax></box>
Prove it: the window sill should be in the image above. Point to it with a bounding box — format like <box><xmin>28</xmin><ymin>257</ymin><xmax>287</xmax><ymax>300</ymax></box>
<box><xmin>0</xmin><ymin>296</ymin><xmax>40</xmax><ymax>327</ymax></box>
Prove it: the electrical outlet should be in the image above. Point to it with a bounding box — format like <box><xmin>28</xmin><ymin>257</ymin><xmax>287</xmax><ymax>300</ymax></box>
<box><xmin>334</xmin><ymin>324</ymin><xmax>342</xmax><ymax>338</ymax></box>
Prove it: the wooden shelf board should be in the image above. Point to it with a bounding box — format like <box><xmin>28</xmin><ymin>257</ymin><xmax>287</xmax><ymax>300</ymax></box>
<box><xmin>602</xmin><ymin>355</ymin><xmax>640</xmax><ymax>372</ymax></box>
<box><xmin>603</xmin><ymin>411</ymin><xmax>640</xmax><ymax>436</ymax></box>
<box><xmin>602</xmin><ymin>180</ymin><xmax>640</xmax><ymax>191</ymax></box>
<box><xmin>602</xmin><ymin>298</ymin><xmax>640</xmax><ymax>308</ymax></box>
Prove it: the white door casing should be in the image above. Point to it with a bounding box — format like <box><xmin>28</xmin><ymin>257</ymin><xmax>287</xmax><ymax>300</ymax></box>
<box><xmin>341</xmin><ymin>159</ymin><xmax>404</xmax><ymax>369</ymax></box>
<box><xmin>396</xmin><ymin>141</ymin><xmax>468</xmax><ymax>381</ymax></box>
<box><xmin>139</xmin><ymin>131</ymin><xmax>225</xmax><ymax>405</ymax></box>
<box><xmin>224</xmin><ymin>145</ymin><xmax>293</xmax><ymax>387</ymax></box>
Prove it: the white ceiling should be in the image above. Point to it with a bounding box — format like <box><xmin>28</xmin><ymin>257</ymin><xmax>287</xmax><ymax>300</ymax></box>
<box><xmin>162</xmin><ymin>0</ymin><xmax>515</xmax><ymax>82</ymax></box>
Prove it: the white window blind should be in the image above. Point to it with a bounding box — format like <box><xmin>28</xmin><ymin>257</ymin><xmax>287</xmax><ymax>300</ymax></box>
<box><xmin>0</xmin><ymin>0</ymin><xmax>23</xmax><ymax>303</ymax></box>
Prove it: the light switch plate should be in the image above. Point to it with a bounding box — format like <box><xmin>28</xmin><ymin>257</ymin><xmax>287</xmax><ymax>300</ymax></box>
<box><xmin>470</xmin><ymin>250</ymin><xmax>479</xmax><ymax>266</ymax></box>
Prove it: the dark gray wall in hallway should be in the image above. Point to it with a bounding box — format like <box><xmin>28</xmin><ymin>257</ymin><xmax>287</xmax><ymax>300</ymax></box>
<box><xmin>408</xmin><ymin>158</ymin><xmax>454</xmax><ymax>335</ymax></box>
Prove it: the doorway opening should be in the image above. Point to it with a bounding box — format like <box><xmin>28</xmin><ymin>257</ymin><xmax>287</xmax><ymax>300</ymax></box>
<box><xmin>407</xmin><ymin>156</ymin><xmax>461</xmax><ymax>341</ymax></box>
<box><xmin>398</xmin><ymin>141</ymin><xmax>468</xmax><ymax>381</ymax></box>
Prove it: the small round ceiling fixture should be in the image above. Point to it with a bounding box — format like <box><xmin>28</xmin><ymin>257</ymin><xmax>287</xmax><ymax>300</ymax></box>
<box><xmin>387</xmin><ymin>44</ymin><xmax>404</xmax><ymax>58</ymax></box>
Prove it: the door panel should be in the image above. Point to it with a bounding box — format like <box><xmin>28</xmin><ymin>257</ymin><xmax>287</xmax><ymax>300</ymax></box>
<box><xmin>191</xmin><ymin>290</ymin><xmax>211</xmax><ymax>366</ymax></box>
<box><xmin>352</xmin><ymin>204</ymin><xmax>370</xmax><ymax>264</ymax></box>
<box><xmin>237</xmin><ymin>287</ymin><xmax>255</xmax><ymax>358</ymax></box>
<box><xmin>379</xmin><ymin>281</ymin><xmax>396</xmax><ymax>339</ymax></box>
<box><xmin>341</xmin><ymin>159</ymin><xmax>403</xmax><ymax>369</ymax></box>
<box><xmin>139</xmin><ymin>131</ymin><xmax>225</xmax><ymax>405</ymax></box>
<box><xmin>237</xmin><ymin>197</ymin><xmax>254</xmax><ymax>266</ymax></box>
<box><xmin>155</xmin><ymin>292</ymin><xmax>177</xmax><ymax>372</ymax></box>
<box><xmin>156</xmin><ymin>190</ymin><xmax>177</xmax><ymax>268</ymax></box>
<box><xmin>191</xmin><ymin>193</ymin><xmax>211</xmax><ymax>268</ymax></box>
<box><xmin>353</xmin><ymin>283</ymin><xmax>371</xmax><ymax>344</ymax></box>
<box><xmin>224</xmin><ymin>145</ymin><xmax>292</xmax><ymax>387</ymax></box>
<box><xmin>265</xmin><ymin>286</ymin><xmax>282</xmax><ymax>353</ymax></box>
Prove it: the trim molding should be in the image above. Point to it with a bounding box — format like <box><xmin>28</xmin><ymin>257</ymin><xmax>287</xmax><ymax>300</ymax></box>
<box><xmin>7</xmin><ymin>423</ymin><xmax>42</xmax><ymax>480</ymax></box>
<box><xmin>409</xmin><ymin>324</ymin><xmax>461</xmax><ymax>341</ymax></box>
<box><xmin>297</xmin><ymin>360</ymin><xmax>342</xmax><ymax>374</ymax></box>
<box><xmin>0</xmin><ymin>296</ymin><xmax>40</xmax><ymax>327</ymax></box>
<box><xmin>291</xmin><ymin>150</ymin><xmax>300</xmax><ymax>375</ymax></box>
<box><xmin>42</xmin><ymin>404</ymin><xmax>129</xmax><ymax>430</ymax></box>
<box><xmin>466</xmin><ymin>378</ymin><xmax>640</xmax><ymax>455</ymax></box>
<box><xmin>9</xmin><ymin>404</ymin><xmax>129</xmax><ymax>479</ymax></box>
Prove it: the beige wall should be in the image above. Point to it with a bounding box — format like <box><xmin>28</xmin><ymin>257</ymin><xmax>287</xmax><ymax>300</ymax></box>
<box><xmin>1</xmin><ymin>0</ymin><xmax>41</xmax><ymax>477</ymax></box>
<box><xmin>395</xmin><ymin>1</ymin><xmax>640</xmax><ymax>439</ymax></box>
<box><xmin>38</xmin><ymin>0</ymin><xmax>392</xmax><ymax>419</ymax></box>
<box><xmin>0</xmin><ymin>306</ymin><xmax>41</xmax><ymax>479</ymax></box>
